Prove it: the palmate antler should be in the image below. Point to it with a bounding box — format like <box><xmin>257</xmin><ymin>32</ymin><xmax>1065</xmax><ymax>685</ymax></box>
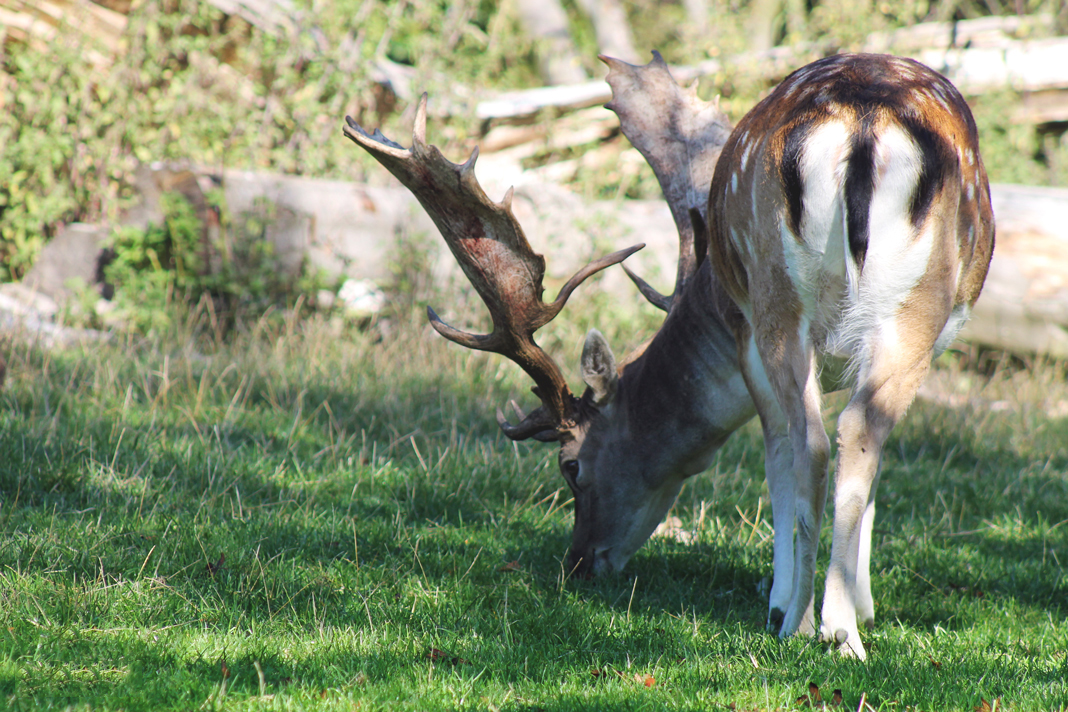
<box><xmin>602</xmin><ymin>51</ymin><xmax>733</xmax><ymax>312</ymax></box>
<box><xmin>343</xmin><ymin>97</ymin><xmax>643</xmax><ymax>441</ymax></box>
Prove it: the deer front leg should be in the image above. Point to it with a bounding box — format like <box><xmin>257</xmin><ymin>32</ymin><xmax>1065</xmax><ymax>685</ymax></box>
<box><xmin>854</xmin><ymin>464</ymin><xmax>882</xmax><ymax>630</ymax></box>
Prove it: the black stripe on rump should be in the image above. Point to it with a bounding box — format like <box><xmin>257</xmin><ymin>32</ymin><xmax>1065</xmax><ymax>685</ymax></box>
<box><xmin>779</xmin><ymin>121</ymin><xmax>813</xmax><ymax>239</ymax></box>
<box><xmin>843</xmin><ymin>119</ymin><xmax>877</xmax><ymax>268</ymax></box>
<box><xmin>901</xmin><ymin>117</ymin><xmax>952</xmax><ymax>231</ymax></box>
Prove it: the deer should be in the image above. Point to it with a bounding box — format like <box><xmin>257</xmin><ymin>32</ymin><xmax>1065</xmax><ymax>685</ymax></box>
<box><xmin>343</xmin><ymin>51</ymin><xmax>994</xmax><ymax>660</ymax></box>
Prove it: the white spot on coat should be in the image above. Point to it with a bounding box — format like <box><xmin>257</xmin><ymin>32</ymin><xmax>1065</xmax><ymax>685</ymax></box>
<box><xmin>740</xmin><ymin>142</ymin><xmax>753</xmax><ymax>173</ymax></box>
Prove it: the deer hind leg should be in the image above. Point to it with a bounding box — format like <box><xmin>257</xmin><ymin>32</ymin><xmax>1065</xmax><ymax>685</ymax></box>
<box><xmin>740</xmin><ymin>337</ymin><xmax>796</xmax><ymax>632</ymax></box>
<box><xmin>854</xmin><ymin>462</ymin><xmax>882</xmax><ymax>630</ymax></box>
<box><xmin>820</xmin><ymin>316</ymin><xmax>942</xmax><ymax>660</ymax></box>
<box><xmin>747</xmin><ymin>322</ymin><xmax>830</xmax><ymax>639</ymax></box>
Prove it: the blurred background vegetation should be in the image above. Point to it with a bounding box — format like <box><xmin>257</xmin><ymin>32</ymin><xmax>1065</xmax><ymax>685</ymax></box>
<box><xmin>1</xmin><ymin>0</ymin><xmax>1066</xmax><ymax>285</ymax></box>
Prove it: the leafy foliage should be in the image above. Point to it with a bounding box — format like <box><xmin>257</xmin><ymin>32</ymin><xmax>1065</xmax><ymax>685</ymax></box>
<box><xmin>103</xmin><ymin>192</ymin><xmax>327</xmax><ymax>335</ymax></box>
<box><xmin>0</xmin><ymin>0</ymin><xmax>527</xmax><ymax>281</ymax></box>
<box><xmin>3</xmin><ymin>0</ymin><xmax>1067</xmax><ymax>284</ymax></box>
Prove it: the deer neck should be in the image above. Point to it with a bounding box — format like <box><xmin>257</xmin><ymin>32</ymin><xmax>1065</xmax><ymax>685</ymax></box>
<box><xmin>616</xmin><ymin>264</ymin><xmax>756</xmax><ymax>479</ymax></box>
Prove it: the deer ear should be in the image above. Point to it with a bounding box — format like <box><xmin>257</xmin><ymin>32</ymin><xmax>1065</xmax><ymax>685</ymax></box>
<box><xmin>581</xmin><ymin>329</ymin><xmax>618</xmax><ymax>407</ymax></box>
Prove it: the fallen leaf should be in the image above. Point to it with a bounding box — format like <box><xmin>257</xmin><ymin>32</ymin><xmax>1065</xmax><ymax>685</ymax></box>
<box><xmin>831</xmin><ymin>689</ymin><xmax>843</xmax><ymax>706</ymax></box>
<box><xmin>975</xmin><ymin>699</ymin><xmax>1000</xmax><ymax>712</ymax></box>
<box><xmin>642</xmin><ymin>674</ymin><xmax>655</xmax><ymax>688</ymax></box>
<box><xmin>930</xmin><ymin>657</ymin><xmax>942</xmax><ymax>670</ymax></box>
<box><xmin>426</xmin><ymin>648</ymin><xmax>469</xmax><ymax>666</ymax></box>
<box><xmin>590</xmin><ymin>669</ymin><xmax>602</xmax><ymax>678</ymax></box>
<box><xmin>498</xmin><ymin>560</ymin><xmax>521</xmax><ymax>572</ymax></box>
<box><xmin>207</xmin><ymin>554</ymin><xmax>225</xmax><ymax>576</ymax></box>
<box><xmin>220</xmin><ymin>660</ymin><xmax>230</xmax><ymax>679</ymax></box>
<box><xmin>798</xmin><ymin>682</ymin><xmax>823</xmax><ymax>706</ymax></box>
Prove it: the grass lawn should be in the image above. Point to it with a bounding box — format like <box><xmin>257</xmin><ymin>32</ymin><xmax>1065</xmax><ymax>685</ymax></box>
<box><xmin>0</xmin><ymin>306</ymin><xmax>1066</xmax><ymax>711</ymax></box>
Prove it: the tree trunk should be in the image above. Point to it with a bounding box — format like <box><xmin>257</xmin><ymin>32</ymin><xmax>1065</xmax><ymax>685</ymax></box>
<box><xmin>574</xmin><ymin>0</ymin><xmax>639</xmax><ymax>62</ymax></box>
<box><xmin>745</xmin><ymin>0</ymin><xmax>781</xmax><ymax>53</ymax></box>
<box><xmin>514</xmin><ymin>0</ymin><xmax>588</xmax><ymax>85</ymax></box>
<box><xmin>682</xmin><ymin>0</ymin><xmax>710</xmax><ymax>38</ymax></box>
<box><xmin>784</xmin><ymin>0</ymin><xmax>807</xmax><ymax>40</ymax></box>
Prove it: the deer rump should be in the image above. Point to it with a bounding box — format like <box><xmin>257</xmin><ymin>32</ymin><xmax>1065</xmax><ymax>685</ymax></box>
<box><xmin>344</xmin><ymin>52</ymin><xmax>994</xmax><ymax>662</ymax></box>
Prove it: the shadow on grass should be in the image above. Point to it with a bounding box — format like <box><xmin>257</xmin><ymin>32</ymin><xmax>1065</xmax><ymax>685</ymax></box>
<box><xmin>2</xmin><ymin>354</ymin><xmax>1067</xmax><ymax>712</ymax></box>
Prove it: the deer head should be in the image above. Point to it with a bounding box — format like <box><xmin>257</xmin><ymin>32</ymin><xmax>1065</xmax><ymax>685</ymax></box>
<box><xmin>344</xmin><ymin>52</ymin><xmax>739</xmax><ymax>577</ymax></box>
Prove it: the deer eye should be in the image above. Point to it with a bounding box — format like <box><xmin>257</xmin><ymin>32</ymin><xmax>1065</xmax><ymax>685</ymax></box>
<box><xmin>561</xmin><ymin>459</ymin><xmax>580</xmax><ymax>483</ymax></box>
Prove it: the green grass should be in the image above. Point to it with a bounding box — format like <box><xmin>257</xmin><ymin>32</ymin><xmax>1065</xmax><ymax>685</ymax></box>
<box><xmin>0</xmin><ymin>306</ymin><xmax>1066</xmax><ymax>711</ymax></box>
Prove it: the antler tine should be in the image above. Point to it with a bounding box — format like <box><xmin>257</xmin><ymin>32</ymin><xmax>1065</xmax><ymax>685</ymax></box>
<box><xmin>496</xmin><ymin>403</ymin><xmax>561</xmax><ymax>442</ymax></box>
<box><xmin>601</xmin><ymin>51</ymin><xmax>732</xmax><ymax>311</ymax></box>
<box><xmin>344</xmin><ymin>96</ymin><xmax>642</xmax><ymax>436</ymax></box>
<box><xmin>621</xmin><ymin>263</ymin><xmax>671</xmax><ymax>312</ymax></box>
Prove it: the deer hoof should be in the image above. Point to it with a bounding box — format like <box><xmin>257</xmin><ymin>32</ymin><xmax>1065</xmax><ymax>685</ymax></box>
<box><xmin>766</xmin><ymin>608</ymin><xmax>785</xmax><ymax>632</ymax></box>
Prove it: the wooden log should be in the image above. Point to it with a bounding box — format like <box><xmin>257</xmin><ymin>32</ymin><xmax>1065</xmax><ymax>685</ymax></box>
<box><xmin>474</xmin><ymin>15</ymin><xmax>1068</xmax><ymax>124</ymax></box>
<box><xmin>214</xmin><ymin>170</ymin><xmax>1068</xmax><ymax>359</ymax></box>
<box><xmin>201</xmin><ymin>0</ymin><xmax>298</xmax><ymax>37</ymax></box>
<box><xmin>0</xmin><ymin>0</ymin><xmax>126</xmax><ymax>62</ymax></box>
<box><xmin>960</xmin><ymin>184</ymin><xmax>1068</xmax><ymax>358</ymax></box>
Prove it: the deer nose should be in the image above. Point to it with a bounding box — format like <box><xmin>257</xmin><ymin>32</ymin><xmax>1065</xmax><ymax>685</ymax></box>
<box><xmin>567</xmin><ymin>548</ymin><xmax>596</xmax><ymax>580</ymax></box>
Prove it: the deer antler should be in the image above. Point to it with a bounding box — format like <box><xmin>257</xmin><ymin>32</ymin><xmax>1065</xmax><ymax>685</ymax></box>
<box><xmin>344</xmin><ymin>96</ymin><xmax>643</xmax><ymax>439</ymax></box>
<box><xmin>602</xmin><ymin>51</ymin><xmax>733</xmax><ymax>311</ymax></box>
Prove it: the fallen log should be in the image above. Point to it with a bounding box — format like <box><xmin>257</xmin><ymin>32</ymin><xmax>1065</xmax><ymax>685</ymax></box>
<box><xmin>960</xmin><ymin>184</ymin><xmax>1068</xmax><ymax>358</ymax></box>
<box><xmin>9</xmin><ymin>164</ymin><xmax>1068</xmax><ymax>360</ymax></box>
<box><xmin>0</xmin><ymin>0</ymin><xmax>126</xmax><ymax>63</ymax></box>
<box><xmin>474</xmin><ymin>14</ymin><xmax>1068</xmax><ymax>124</ymax></box>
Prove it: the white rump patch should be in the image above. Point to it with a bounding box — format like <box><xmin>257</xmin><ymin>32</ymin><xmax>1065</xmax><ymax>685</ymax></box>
<box><xmin>826</xmin><ymin>124</ymin><xmax>931</xmax><ymax>370</ymax></box>
<box><xmin>796</xmin><ymin>121</ymin><xmax>850</xmax><ymax>249</ymax></box>
<box><xmin>787</xmin><ymin>120</ymin><xmax>850</xmax><ymax>307</ymax></box>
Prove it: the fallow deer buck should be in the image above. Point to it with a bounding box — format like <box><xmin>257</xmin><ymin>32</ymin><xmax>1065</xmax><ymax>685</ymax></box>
<box><xmin>344</xmin><ymin>52</ymin><xmax>994</xmax><ymax>660</ymax></box>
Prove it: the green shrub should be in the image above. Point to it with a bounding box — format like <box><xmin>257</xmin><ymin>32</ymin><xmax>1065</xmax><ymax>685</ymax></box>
<box><xmin>104</xmin><ymin>192</ymin><xmax>327</xmax><ymax>335</ymax></box>
<box><xmin>2</xmin><ymin>0</ymin><xmax>1066</xmax><ymax>287</ymax></box>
